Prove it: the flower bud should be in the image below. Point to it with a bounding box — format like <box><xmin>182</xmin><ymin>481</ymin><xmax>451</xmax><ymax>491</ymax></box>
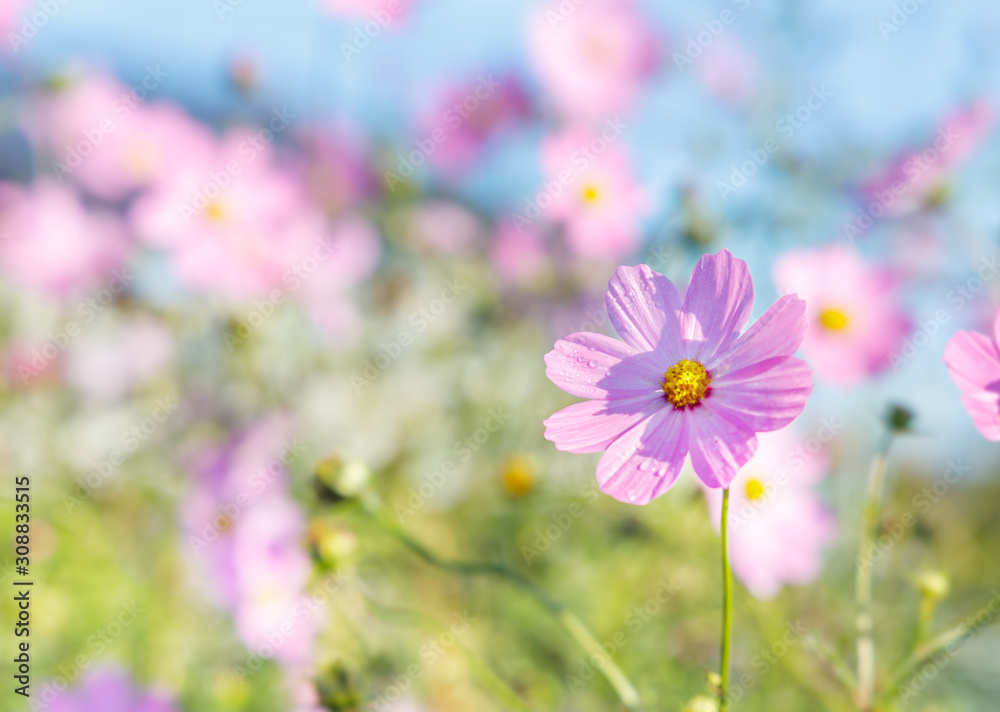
<box><xmin>315</xmin><ymin>456</ymin><xmax>370</xmax><ymax>503</ymax></box>
<box><xmin>916</xmin><ymin>570</ymin><xmax>950</xmax><ymax>601</ymax></box>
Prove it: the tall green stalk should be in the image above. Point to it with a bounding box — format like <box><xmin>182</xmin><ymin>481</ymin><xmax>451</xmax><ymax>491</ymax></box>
<box><xmin>719</xmin><ymin>487</ymin><xmax>733</xmax><ymax>711</ymax></box>
<box><xmin>855</xmin><ymin>434</ymin><xmax>894</xmax><ymax>711</ymax></box>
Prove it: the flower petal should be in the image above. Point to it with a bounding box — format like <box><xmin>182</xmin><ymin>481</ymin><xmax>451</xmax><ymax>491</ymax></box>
<box><xmin>944</xmin><ymin>330</ymin><xmax>1000</xmax><ymax>440</ymax></box>
<box><xmin>681</xmin><ymin>249</ymin><xmax>755</xmax><ymax>364</ymax></box>
<box><xmin>708</xmin><ymin>358</ymin><xmax>813</xmax><ymax>432</ymax></box>
<box><xmin>596</xmin><ymin>407</ymin><xmax>689</xmax><ymax>504</ymax></box>
<box><xmin>686</xmin><ymin>402</ymin><xmax>757</xmax><ymax>488</ymax></box>
<box><xmin>605</xmin><ymin>264</ymin><xmax>684</xmax><ymax>358</ymax></box>
<box><xmin>944</xmin><ymin>330</ymin><xmax>1000</xmax><ymax>392</ymax></box>
<box><xmin>543</xmin><ymin>394</ymin><xmax>664</xmax><ymax>454</ymax></box>
<box><xmin>545</xmin><ymin>332</ymin><xmax>662</xmax><ymax>399</ymax></box>
<box><xmin>706</xmin><ymin>294</ymin><xmax>808</xmax><ymax>377</ymax></box>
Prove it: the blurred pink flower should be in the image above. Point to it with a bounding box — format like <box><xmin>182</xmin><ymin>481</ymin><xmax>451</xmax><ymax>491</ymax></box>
<box><xmin>45</xmin><ymin>668</ymin><xmax>176</xmax><ymax>712</ymax></box>
<box><xmin>297</xmin><ymin>129</ymin><xmax>377</xmax><ymax>214</ymax></box>
<box><xmin>401</xmin><ymin>200</ymin><xmax>481</xmax><ymax>255</ymax></box>
<box><xmin>773</xmin><ymin>245</ymin><xmax>911</xmax><ymax>385</ymax></box>
<box><xmin>944</xmin><ymin>307</ymin><xmax>1000</xmax><ymax>441</ymax></box>
<box><xmin>0</xmin><ymin>180</ymin><xmax>129</xmax><ymax>298</ymax></box>
<box><xmin>856</xmin><ymin>101</ymin><xmax>994</xmax><ymax>221</ymax></box>
<box><xmin>321</xmin><ymin>0</ymin><xmax>411</xmax><ymax>23</ymax></box>
<box><xmin>527</xmin><ymin>0</ymin><xmax>658</xmax><ymax>120</ymax></box>
<box><xmin>490</xmin><ymin>219</ymin><xmax>548</xmax><ymax>286</ymax></box>
<box><xmin>64</xmin><ymin>316</ymin><xmax>174</xmax><ymax>401</ymax></box>
<box><xmin>544</xmin><ymin>251</ymin><xmax>813</xmax><ymax>503</ymax></box>
<box><xmin>0</xmin><ymin>0</ymin><xmax>28</xmax><ymax>48</ymax></box>
<box><xmin>422</xmin><ymin>74</ymin><xmax>531</xmax><ymax>171</ymax></box>
<box><xmin>183</xmin><ymin>415</ymin><xmax>315</xmax><ymax>666</ymax></box>
<box><xmin>703</xmin><ymin>426</ymin><xmax>836</xmax><ymax>599</ymax></box>
<box><xmin>537</xmin><ymin>125</ymin><xmax>648</xmax><ymax>259</ymax></box>
<box><xmin>695</xmin><ymin>36</ymin><xmax>760</xmax><ymax>108</ymax></box>
<box><xmin>130</xmin><ymin>128</ymin><xmax>329</xmax><ymax>299</ymax></box>
<box><xmin>293</xmin><ymin>214</ymin><xmax>382</xmax><ymax>342</ymax></box>
<box><xmin>31</xmin><ymin>74</ymin><xmax>215</xmax><ymax>201</ymax></box>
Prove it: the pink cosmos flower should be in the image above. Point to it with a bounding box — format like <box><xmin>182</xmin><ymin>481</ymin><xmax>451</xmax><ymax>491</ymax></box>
<box><xmin>702</xmin><ymin>426</ymin><xmax>836</xmax><ymax>598</ymax></box>
<box><xmin>130</xmin><ymin>128</ymin><xmax>329</xmax><ymax>299</ymax></box>
<box><xmin>64</xmin><ymin>315</ymin><xmax>174</xmax><ymax>402</ymax></box>
<box><xmin>490</xmin><ymin>219</ymin><xmax>549</xmax><ymax>286</ymax></box>
<box><xmin>544</xmin><ymin>250</ymin><xmax>813</xmax><ymax>504</ymax></box>
<box><xmin>182</xmin><ymin>415</ymin><xmax>315</xmax><ymax>665</ymax></box>
<box><xmin>45</xmin><ymin>668</ymin><xmax>176</xmax><ymax>712</ymax></box>
<box><xmin>0</xmin><ymin>0</ymin><xmax>27</xmax><ymax>46</ymax></box>
<box><xmin>539</xmin><ymin>125</ymin><xmax>648</xmax><ymax>259</ymax></box>
<box><xmin>857</xmin><ymin>101</ymin><xmax>994</xmax><ymax>219</ymax></box>
<box><xmin>527</xmin><ymin>0</ymin><xmax>658</xmax><ymax>121</ymax></box>
<box><xmin>30</xmin><ymin>74</ymin><xmax>216</xmax><ymax>201</ymax></box>
<box><xmin>321</xmin><ymin>0</ymin><xmax>411</xmax><ymax>24</ymax></box>
<box><xmin>296</xmin><ymin>128</ymin><xmax>377</xmax><ymax>215</ymax></box>
<box><xmin>422</xmin><ymin>74</ymin><xmax>531</xmax><ymax>171</ymax></box>
<box><xmin>944</xmin><ymin>307</ymin><xmax>1000</xmax><ymax>440</ymax></box>
<box><xmin>400</xmin><ymin>200</ymin><xmax>481</xmax><ymax>255</ymax></box>
<box><xmin>290</xmin><ymin>214</ymin><xmax>382</xmax><ymax>343</ymax></box>
<box><xmin>0</xmin><ymin>180</ymin><xmax>129</xmax><ymax>298</ymax></box>
<box><xmin>773</xmin><ymin>245</ymin><xmax>911</xmax><ymax>385</ymax></box>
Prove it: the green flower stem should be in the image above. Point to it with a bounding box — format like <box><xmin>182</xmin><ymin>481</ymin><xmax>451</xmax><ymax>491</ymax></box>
<box><xmin>879</xmin><ymin>609</ymin><xmax>1000</xmax><ymax>704</ymax></box>
<box><xmin>801</xmin><ymin>631</ymin><xmax>856</xmax><ymax>696</ymax></box>
<box><xmin>361</xmin><ymin>594</ymin><xmax>534</xmax><ymax>712</ymax></box>
<box><xmin>364</xmin><ymin>499</ymin><xmax>641</xmax><ymax>710</ymax></box>
<box><xmin>855</xmin><ymin>434</ymin><xmax>894</xmax><ymax>711</ymax></box>
<box><xmin>720</xmin><ymin>487</ymin><xmax>733</xmax><ymax>712</ymax></box>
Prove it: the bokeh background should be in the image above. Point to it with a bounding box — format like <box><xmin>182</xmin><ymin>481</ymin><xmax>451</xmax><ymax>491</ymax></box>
<box><xmin>1</xmin><ymin>0</ymin><xmax>1000</xmax><ymax>710</ymax></box>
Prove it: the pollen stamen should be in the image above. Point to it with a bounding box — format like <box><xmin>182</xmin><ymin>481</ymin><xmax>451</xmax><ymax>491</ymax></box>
<box><xmin>819</xmin><ymin>308</ymin><xmax>849</xmax><ymax>331</ymax></box>
<box><xmin>662</xmin><ymin>359</ymin><xmax>711</xmax><ymax>409</ymax></box>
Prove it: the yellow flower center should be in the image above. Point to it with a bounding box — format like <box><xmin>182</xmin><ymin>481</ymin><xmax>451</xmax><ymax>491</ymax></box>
<box><xmin>662</xmin><ymin>359</ymin><xmax>711</xmax><ymax>409</ymax></box>
<box><xmin>819</xmin><ymin>309</ymin><xmax>849</xmax><ymax>331</ymax></box>
<box><xmin>745</xmin><ymin>478</ymin><xmax>765</xmax><ymax>501</ymax></box>
<box><xmin>501</xmin><ymin>455</ymin><xmax>536</xmax><ymax>497</ymax></box>
<box><xmin>206</xmin><ymin>201</ymin><xmax>226</xmax><ymax>222</ymax></box>
<box><xmin>581</xmin><ymin>184</ymin><xmax>600</xmax><ymax>204</ymax></box>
